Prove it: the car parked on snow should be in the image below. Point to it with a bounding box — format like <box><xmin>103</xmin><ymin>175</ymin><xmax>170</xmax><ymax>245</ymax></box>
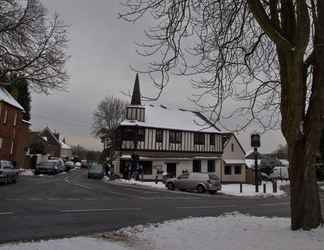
<box><xmin>35</xmin><ymin>160</ymin><xmax>65</xmax><ymax>175</ymax></box>
<box><xmin>88</xmin><ymin>163</ymin><xmax>104</xmax><ymax>179</ymax></box>
<box><xmin>0</xmin><ymin>160</ymin><xmax>19</xmax><ymax>184</ymax></box>
<box><xmin>165</xmin><ymin>173</ymin><xmax>221</xmax><ymax>194</ymax></box>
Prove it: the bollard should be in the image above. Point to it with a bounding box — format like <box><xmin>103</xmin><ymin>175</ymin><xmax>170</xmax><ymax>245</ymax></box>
<box><xmin>240</xmin><ymin>183</ymin><xmax>243</xmax><ymax>193</ymax></box>
<box><xmin>272</xmin><ymin>180</ymin><xmax>277</xmax><ymax>193</ymax></box>
<box><xmin>263</xmin><ymin>183</ymin><xmax>266</xmax><ymax>193</ymax></box>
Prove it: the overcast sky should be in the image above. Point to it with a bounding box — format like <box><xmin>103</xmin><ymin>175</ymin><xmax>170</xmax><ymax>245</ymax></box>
<box><xmin>31</xmin><ymin>0</ymin><xmax>286</xmax><ymax>153</ymax></box>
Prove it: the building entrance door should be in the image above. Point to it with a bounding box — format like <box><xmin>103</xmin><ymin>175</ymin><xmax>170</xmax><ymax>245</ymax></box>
<box><xmin>167</xmin><ymin>163</ymin><xmax>177</xmax><ymax>178</ymax></box>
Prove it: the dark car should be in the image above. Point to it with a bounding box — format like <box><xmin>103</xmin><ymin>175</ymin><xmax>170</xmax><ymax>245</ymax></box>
<box><xmin>0</xmin><ymin>160</ymin><xmax>19</xmax><ymax>184</ymax></box>
<box><xmin>35</xmin><ymin>160</ymin><xmax>64</xmax><ymax>175</ymax></box>
<box><xmin>88</xmin><ymin>164</ymin><xmax>104</xmax><ymax>179</ymax></box>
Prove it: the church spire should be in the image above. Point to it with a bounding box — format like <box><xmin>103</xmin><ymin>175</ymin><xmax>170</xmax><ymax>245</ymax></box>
<box><xmin>131</xmin><ymin>73</ymin><xmax>141</xmax><ymax>105</ymax></box>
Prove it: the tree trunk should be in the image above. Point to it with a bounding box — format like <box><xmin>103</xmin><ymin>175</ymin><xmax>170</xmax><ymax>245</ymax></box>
<box><xmin>289</xmin><ymin>138</ymin><xmax>323</xmax><ymax>230</ymax></box>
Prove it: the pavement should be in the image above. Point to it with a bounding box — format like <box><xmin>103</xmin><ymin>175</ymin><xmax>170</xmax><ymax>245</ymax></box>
<box><xmin>0</xmin><ymin>168</ymin><xmax>323</xmax><ymax>244</ymax></box>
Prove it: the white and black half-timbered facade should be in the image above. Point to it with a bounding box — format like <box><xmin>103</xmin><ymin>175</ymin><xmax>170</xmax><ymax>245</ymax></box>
<box><xmin>112</xmin><ymin>74</ymin><xmax>224</xmax><ymax>180</ymax></box>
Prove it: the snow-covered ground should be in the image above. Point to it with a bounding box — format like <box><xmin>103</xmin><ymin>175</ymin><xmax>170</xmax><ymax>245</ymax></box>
<box><xmin>111</xmin><ymin>179</ymin><xmax>287</xmax><ymax>197</ymax></box>
<box><xmin>1</xmin><ymin>213</ymin><xmax>323</xmax><ymax>250</ymax></box>
<box><xmin>114</xmin><ymin>179</ymin><xmax>167</xmax><ymax>189</ymax></box>
<box><xmin>18</xmin><ymin>169</ymin><xmax>34</xmax><ymax>176</ymax></box>
<box><xmin>220</xmin><ymin>181</ymin><xmax>288</xmax><ymax>197</ymax></box>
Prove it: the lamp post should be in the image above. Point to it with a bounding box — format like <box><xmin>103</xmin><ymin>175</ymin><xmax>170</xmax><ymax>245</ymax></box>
<box><xmin>251</xmin><ymin>133</ymin><xmax>260</xmax><ymax>192</ymax></box>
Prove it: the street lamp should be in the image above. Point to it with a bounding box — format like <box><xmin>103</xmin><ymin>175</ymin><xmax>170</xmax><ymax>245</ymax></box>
<box><xmin>251</xmin><ymin>133</ymin><xmax>260</xmax><ymax>192</ymax></box>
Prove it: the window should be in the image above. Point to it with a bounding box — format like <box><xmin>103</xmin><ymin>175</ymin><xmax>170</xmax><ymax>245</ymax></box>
<box><xmin>123</xmin><ymin>127</ymin><xmax>135</xmax><ymax>140</ymax></box>
<box><xmin>13</xmin><ymin>112</ymin><xmax>17</xmax><ymax>126</ymax></box>
<box><xmin>3</xmin><ymin>108</ymin><xmax>7</xmax><ymax>124</ymax></box>
<box><xmin>194</xmin><ymin>133</ymin><xmax>205</xmax><ymax>145</ymax></box>
<box><xmin>207</xmin><ymin>160</ymin><xmax>215</xmax><ymax>172</ymax></box>
<box><xmin>224</xmin><ymin>165</ymin><xmax>232</xmax><ymax>175</ymax></box>
<box><xmin>177</xmin><ymin>174</ymin><xmax>189</xmax><ymax>179</ymax></box>
<box><xmin>169</xmin><ymin>131</ymin><xmax>182</xmax><ymax>143</ymax></box>
<box><xmin>156</xmin><ymin>129</ymin><xmax>163</xmax><ymax>143</ymax></box>
<box><xmin>210</xmin><ymin>134</ymin><xmax>215</xmax><ymax>145</ymax></box>
<box><xmin>10</xmin><ymin>141</ymin><xmax>14</xmax><ymax>155</ymax></box>
<box><xmin>193</xmin><ymin>160</ymin><xmax>201</xmax><ymax>172</ymax></box>
<box><xmin>234</xmin><ymin>165</ymin><xmax>241</xmax><ymax>175</ymax></box>
<box><xmin>231</xmin><ymin>143</ymin><xmax>234</xmax><ymax>152</ymax></box>
<box><xmin>142</xmin><ymin>161</ymin><xmax>152</xmax><ymax>175</ymax></box>
<box><xmin>137</xmin><ymin>128</ymin><xmax>145</xmax><ymax>141</ymax></box>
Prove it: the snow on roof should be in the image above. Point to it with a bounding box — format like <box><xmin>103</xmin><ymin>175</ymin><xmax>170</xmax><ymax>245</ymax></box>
<box><xmin>0</xmin><ymin>87</ymin><xmax>24</xmax><ymax>111</ymax></box>
<box><xmin>120</xmin><ymin>105</ymin><xmax>221</xmax><ymax>133</ymax></box>
<box><xmin>60</xmin><ymin>141</ymin><xmax>71</xmax><ymax>150</ymax></box>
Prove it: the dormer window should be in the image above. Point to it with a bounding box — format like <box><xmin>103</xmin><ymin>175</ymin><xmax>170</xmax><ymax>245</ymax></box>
<box><xmin>138</xmin><ymin>128</ymin><xmax>145</xmax><ymax>141</ymax></box>
<box><xmin>169</xmin><ymin>131</ymin><xmax>182</xmax><ymax>144</ymax></box>
<box><xmin>210</xmin><ymin>134</ymin><xmax>215</xmax><ymax>145</ymax></box>
<box><xmin>194</xmin><ymin>133</ymin><xmax>205</xmax><ymax>145</ymax></box>
<box><xmin>123</xmin><ymin>127</ymin><xmax>135</xmax><ymax>141</ymax></box>
<box><xmin>231</xmin><ymin>143</ymin><xmax>234</xmax><ymax>152</ymax></box>
<box><xmin>156</xmin><ymin>129</ymin><xmax>163</xmax><ymax>143</ymax></box>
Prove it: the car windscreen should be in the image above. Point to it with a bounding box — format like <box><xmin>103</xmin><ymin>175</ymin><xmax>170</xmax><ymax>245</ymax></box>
<box><xmin>1</xmin><ymin>161</ymin><xmax>14</xmax><ymax>169</ymax></box>
<box><xmin>90</xmin><ymin>165</ymin><xmax>103</xmax><ymax>172</ymax></box>
<box><xmin>208</xmin><ymin>174</ymin><xmax>220</xmax><ymax>180</ymax></box>
<box><xmin>38</xmin><ymin>162</ymin><xmax>56</xmax><ymax>168</ymax></box>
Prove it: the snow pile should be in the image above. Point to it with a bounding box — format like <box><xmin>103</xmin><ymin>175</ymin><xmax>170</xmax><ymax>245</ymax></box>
<box><xmin>0</xmin><ymin>237</ymin><xmax>129</xmax><ymax>250</ymax></box>
<box><xmin>116</xmin><ymin>179</ymin><xmax>166</xmax><ymax>189</ymax></box>
<box><xmin>220</xmin><ymin>182</ymin><xmax>286</xmax><ymax>197</ymax></box>
<box><xmin>1</xmin><ymin>213</ymin><xmax>324</xmax><ymax>250</ymax></box>
<box><xmin>19</xmin><ymin>169</ymin><xmax>34</xmax><ymax>176</ymax></box>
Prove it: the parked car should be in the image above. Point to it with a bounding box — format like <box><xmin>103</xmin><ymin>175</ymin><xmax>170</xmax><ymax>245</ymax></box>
<box><xmin>64</xmin><ymin>161</ymin><xmax>75</xmax><ymax>171</ymax></box>
<box><xmin>165</xmin><ymin>173</ymin><xmax>221</xmax><ymax>194</ymax></box>
<box><xmin>75</xmin><ymin>162</ymin><xmax>82</xmax><ymax>168</ymax></box>
<box><xmin>88</xmin><ymin>163</ymin><xmax>104</xmax><ymax>179</ymax></box>
<box><xmin>81</xmin><ymin>160</ymin><xmax>88</xmax><ymax>168</ymax></box>
<box><xmin>0</xmin><ymin>160</ymin><xmax>19</xmax><ymax>184</ymax></box>
<box><xmin>35</xmin><ymin>160</ymin><xmax>65</xmax><ymax>175</ymax></box>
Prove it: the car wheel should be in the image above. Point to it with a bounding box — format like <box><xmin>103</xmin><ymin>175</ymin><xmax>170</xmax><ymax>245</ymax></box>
<box><xmin>167</xmin><ymin>182</ymin><xmax>175</xmax><ymax>190</ymax></box>
<box><xmin>196</xmin><ymin>185</ymin><xmax>205</xmax><ymax>193</ymax></box>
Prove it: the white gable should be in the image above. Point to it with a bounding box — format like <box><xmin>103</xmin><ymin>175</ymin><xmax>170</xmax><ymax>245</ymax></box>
<box><xmin>223</xmin><ymin>135</ymin><xmax>246</xmax><ymax>161</ymax></box>
<box><xmin>0</xmin><ymin>87</ymin><xmax>24</xmax><ymax>111</ymax></box>
<box><xmin>120</xmin><ymin>105</ymin><xmax>221</xmax><ymax>133</ymax></box>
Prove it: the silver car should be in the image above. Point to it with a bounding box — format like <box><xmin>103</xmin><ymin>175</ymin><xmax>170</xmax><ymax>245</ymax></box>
<box><xmin>0</xmin><ymin>160</ymin><xmax>19</xmax><ymax>184</ymax></box>
<box><xmin>165</xmin><ymin>173</ymin><xmax>221</xmax><ymax>194</ymax></box>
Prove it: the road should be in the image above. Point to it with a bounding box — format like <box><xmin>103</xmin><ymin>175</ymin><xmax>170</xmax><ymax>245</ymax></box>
<box><xmin>0</xmin><ymin>169</ymin><xmax>323</xmax><ymax>243</ymax></box>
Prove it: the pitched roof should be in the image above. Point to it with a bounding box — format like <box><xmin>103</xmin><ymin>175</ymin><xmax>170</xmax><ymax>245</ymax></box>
<box><xmin>120</xmin><ymin>104</ymin><xmax>222</xmax><ymax>133</ymax></box>
<box><xmin>131</xmin><ymin>73</ymin><xmax>141</xmax><ymax>105</ymax></box>
<box><xmin>0</xmin><ymin>87</ymin><xmax>24</xmax><ymax>111</ymax></box>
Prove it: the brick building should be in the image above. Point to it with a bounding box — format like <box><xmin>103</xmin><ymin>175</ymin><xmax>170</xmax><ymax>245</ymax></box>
<box><xmin>0</xmin><ymin>87</ymin><xmax>30</xmax><ymax>167</ymax></box>
<box><xmin>30</xmin><ymin>127</ymin><xmax>72</xmax><ymax>159</ymax></box>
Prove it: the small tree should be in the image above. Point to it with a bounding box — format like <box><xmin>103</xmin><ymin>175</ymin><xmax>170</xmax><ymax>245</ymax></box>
<box><xmin>0</xmin><ymin>0</ymin><xmax>69</xmax><ymax>93</ymax></box>
<box><xmin>92</xmin><ymin>96</ymin><xmax>127</xmax><ymax>162</ymax></box>
<box><xmin>6</xmin><ymin>78</ymin><xmax>31</xmax><ymax>121</ymax></box>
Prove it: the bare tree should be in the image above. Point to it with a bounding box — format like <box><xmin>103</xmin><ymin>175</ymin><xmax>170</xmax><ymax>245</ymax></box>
<box><xmin>92</xmin><ymin>96</ymin><xmax>127</xmax><ymax>162</ymax></box>
<box><xmin>0</xmin><ymin>0</ymin><xmax>69</xmax><ymax>93</ymax></box>
<box><xmin>120</xmin><ymin>0</ymin><xmax>324</xmax><ymax>230</ymax></box>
